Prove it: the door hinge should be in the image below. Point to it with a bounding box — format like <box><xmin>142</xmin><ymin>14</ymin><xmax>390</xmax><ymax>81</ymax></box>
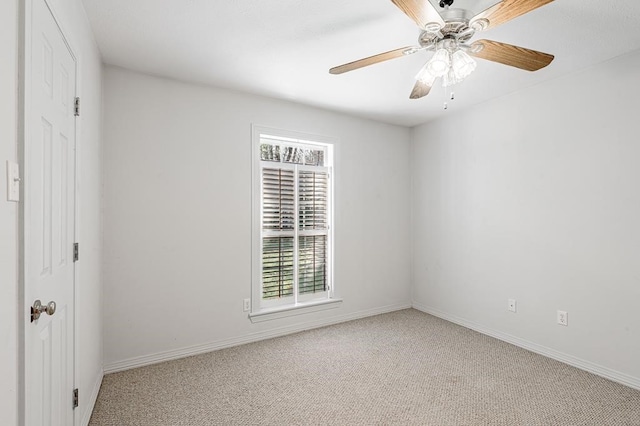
<box><xmin>73</xmin><ymin>388</ymin><xmax>79</xmax><ymax>409</ymax></box>
<box><xmin>74</xmin><ymin>97</ymin><xmax>80</xmax><ymax>117</ymax></box>
<box><xmin>73</xmin><ymin>243</ymin><xmax>79</xmax><ymax>262</ymax></box>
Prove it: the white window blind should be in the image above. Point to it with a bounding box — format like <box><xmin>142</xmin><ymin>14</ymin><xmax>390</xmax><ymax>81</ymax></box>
<box><xmin>252</xmin><ymin>128</ymin><xmax>334</xmax><ymax>313</ymax></box>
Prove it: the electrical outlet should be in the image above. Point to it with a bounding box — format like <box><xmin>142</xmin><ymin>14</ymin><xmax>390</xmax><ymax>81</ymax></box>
<box><xmin>508</xmin><ymin>299</ymin><xmax>517</xmax><ymax>313</ymax></box>
<box><xmin>557</xmin><ymin>310</ymin><xmax>568</xmax><ymax>326</ymax></box>
<box><xmin>243</xmin><ymin>298</ymin><xmax>251</xmax><ymax>312</ymax></box>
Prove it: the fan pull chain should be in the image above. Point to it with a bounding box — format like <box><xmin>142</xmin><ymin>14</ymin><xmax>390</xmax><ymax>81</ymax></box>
<box><xmin>443</xmin><ymin>86</ymin><xmax>455</xmax><ymax>110</ymax></box>
<box><xmin>443</xmin><ymin>85</ymin><xmax>448</xmax><ymax>110</ymax></box>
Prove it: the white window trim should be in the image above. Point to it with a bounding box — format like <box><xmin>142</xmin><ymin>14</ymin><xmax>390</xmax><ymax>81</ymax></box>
<box><xmin>249</xmin><ymin>298</ymin><xmax>343</xmax><ymax>323</ymax></box>
<box><xmin>250</xmin><ymin>125</ymin><xmax>338</xmax><ymax>322</ymax></box>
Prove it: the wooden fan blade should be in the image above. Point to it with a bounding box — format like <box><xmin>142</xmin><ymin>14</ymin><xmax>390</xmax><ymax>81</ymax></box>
<box><xmin>469</xmin><ymin>39</ymin><xmax>554</xmax><ymax>71</ymax></box>
<box><xmin>391</xmin><ymin>0</ymin><xmax>445</xmax><ymax>30</ymax></box>
<box><xmin>410</xmin><ymin>80</ymin><xmax>432</xmax><ymax>99</ymax></box>
<box><xmin>471</xmin><ymin>0</ymin><xmax>555</xmax><ymax>30</ymax></box>
<box><xmin>329</xmin><ymin>46</ymin><xmax>416</xmax><ymax>75</ymax></box>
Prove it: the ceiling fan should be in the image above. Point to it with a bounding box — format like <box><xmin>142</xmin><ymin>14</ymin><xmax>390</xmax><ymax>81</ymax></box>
<box><xmin>329</xmin><ymin>0</ymin><xmax>555</xmax><ymax>99</ymax></box>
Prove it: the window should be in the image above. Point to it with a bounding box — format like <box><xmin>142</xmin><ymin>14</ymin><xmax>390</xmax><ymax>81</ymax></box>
<box><xmin>251</xmin><ymin>126</ymin><xmax>338</xmax><ymax>320</ymax></box>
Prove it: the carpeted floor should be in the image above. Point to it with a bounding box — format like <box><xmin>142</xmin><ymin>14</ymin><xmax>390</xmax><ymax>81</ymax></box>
<box><xmin>89</xmin><ymin>309</ymin><xmax>640</xmax><ymax>425</ymax></box>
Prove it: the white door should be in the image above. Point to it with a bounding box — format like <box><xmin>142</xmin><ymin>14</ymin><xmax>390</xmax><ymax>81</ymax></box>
<box><xmin>24</xmin><ymin>0</ymin><xmax>77</xmax><ymax>424</ymax></box>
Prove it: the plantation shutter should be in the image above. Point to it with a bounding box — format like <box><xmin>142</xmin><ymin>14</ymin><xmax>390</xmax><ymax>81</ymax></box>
<box><xmin>262</xmin><ymin>168</ymin><xmax>294</xmax><ymax>231</ymax></box>
<box><xmin>298</xmin><ymin>171</ymin><xmax>328</xmax><ymax>230</ymax></box>
<box><xmin>298</xmin><ymin>235</ymin><xmax>327</xmax><ymax>294</ymax></box>
<box><xmin>298</xmin><ymin>170</ymin><xmax>328</xmax><ymax>295</ymax></box>
<box><xmin>262</xmin><ymin>236</ymin><xmax>294</xmax><ymax>299</ymax></box>
<box><xmin>261</xmin><ymin>167</ymin><xmax>295</xmax><ymax>300</ymax></box>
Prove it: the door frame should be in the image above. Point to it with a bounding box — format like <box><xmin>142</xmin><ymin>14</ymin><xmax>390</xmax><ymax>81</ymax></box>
<box><xmin>20</xmin><ymin>0</ymin><xmax>80</xmax><ymax>424</ymax></box>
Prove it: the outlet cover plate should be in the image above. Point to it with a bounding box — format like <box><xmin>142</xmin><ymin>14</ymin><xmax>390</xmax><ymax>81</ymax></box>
<box><xmin>508</xmin><ymin>299</ymin><xmax>517</xmax><ymax>313</ymax></box>
<box><xmin>557</xmin><ymin>310</ymin><xmax>568</xmax><ymax>326</ymax></box>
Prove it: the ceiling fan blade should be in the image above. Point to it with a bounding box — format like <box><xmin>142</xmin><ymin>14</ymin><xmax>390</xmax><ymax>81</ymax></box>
<box><xmin>471</xmin><ymin>0</ymin><xmax>555</xmax><ymax>31</ymax></box>
<box><xmin>329</xmin><ymin>46</ymin><xmax>417</xmax><ymax>75</ymax></box>
<box><xmin>410</xmin><ymin>80</ymin><xmax>432</xmax><ymax>99</ymax></box>
<box><xmin>391</xmin><ymin>0</ymin><xmax>445</xmax><ymax>30</ymax></box>
<box><xmin>468</xmin><ymin>39</ymin><xmax>554</xmax><ymax>71</ymax></box>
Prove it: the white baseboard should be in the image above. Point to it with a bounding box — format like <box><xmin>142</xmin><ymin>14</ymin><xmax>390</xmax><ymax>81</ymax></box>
<box><xmin>81</xmin><ymin>370</ymin><xmax>104</xmax><ymax>426</ymax></box>
<box><xmin>412</xmin><ymin>302</ymin><xmax>640</xmax><ymax>391</ymax></box>
<box><xmin>104</xmin><ymin>302</ymin><xmax>412</xmax><ymax>374</ymax></box>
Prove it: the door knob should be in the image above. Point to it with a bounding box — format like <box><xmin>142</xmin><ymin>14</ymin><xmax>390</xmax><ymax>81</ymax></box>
<box><xmin>31</xmin><ymin>299</ymin><xmax>56</xmax><ymax>322</ymax></box>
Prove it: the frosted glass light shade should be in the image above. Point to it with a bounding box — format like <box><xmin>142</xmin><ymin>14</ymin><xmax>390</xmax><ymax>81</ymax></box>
<box><xmin>451</xmin><ymin>49</ymin><xmax>477</xmax><ymax>80</ymax></box>
<box><xmin>426</xmin><ymin>48</ymin><xmax>451</xmax><ymax>77</ymax></box>
<box><xmin>415</xmin><ymin>62</ymin><xmax>437</xmax><ymax>85</ymax></box>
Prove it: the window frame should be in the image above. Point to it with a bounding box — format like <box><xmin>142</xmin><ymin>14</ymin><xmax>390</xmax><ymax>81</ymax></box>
<box><xmin>250</xmin><ymin>125</ymin><xmax>339</xmax><ymax>321</ymax></box>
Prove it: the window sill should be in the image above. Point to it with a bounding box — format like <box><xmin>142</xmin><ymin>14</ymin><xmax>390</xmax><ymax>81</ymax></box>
<box><xmin>248</xmin><ymin>298</ymin><xmax>343</xmax><ymax>323</ymax></box>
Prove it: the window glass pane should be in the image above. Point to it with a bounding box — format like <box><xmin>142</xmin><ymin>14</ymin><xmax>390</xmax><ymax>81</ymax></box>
<box><xmin>298</xmin><ymin>235</ymin><xmax>327</xmax><ymax>295</ymax></box>
<box><xmin>303</xmin><ymin>149</ymin><xmax>325</xmax><ymax>166</ymax></box>
<box><xmin>262</xmin><ymin>237</ymin><xmax>294</xmax><ymax>299</ymax></box>
<box><xmin>281</xmin><ymin>146</ymin><xmax>325</xmax><ymax>166</ymax></box>
<box><xmin>262</xmin><ymin>168</ymin><xmax>294</xmax><ymax>230</ymax></box>
<box><xmin>282</xmin><ymin>146</ymin><xmax>304</xmax><ymax>164</ymax></box>
<box><xmin>299</xmin><ymin>171</ymin><xmax>328</xmax><ymax>230</ymax></box>
<box><xmin>260</xmin><ymin>143</ymin><xmax>280</xmax><ymax>162</ymax></box>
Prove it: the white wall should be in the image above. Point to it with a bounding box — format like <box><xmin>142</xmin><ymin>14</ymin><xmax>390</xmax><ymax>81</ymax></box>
<box><xmin>411</xmin><ymin>49</ymin><xmax>640</xmax><ymax>388</ymax></box>
<box><xmin>0</xmin><ymin>0</ymin><xmax>20</xmax><ymax>424</ymax></box>
<box><xmin>102</xmin><ymin>66</ymin><xmax>412</xmax><ymax>369</ymax></box>
<box><xmin>1</xmin><ymin>1</ymin><xmax>103</xmax><ymax>424</ymax></box>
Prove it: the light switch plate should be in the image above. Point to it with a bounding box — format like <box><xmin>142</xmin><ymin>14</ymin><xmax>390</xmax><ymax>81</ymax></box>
<box><xmin>7</xmin><ymin>161</ymin><xmax>20</xmax><ymax>202</ymax></box>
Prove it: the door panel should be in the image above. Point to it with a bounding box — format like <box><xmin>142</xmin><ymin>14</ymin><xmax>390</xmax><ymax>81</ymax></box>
<box><xmin>25</xmin><ymin>0</ymin><xmax>76</xmax><ymax>424</ymax></box>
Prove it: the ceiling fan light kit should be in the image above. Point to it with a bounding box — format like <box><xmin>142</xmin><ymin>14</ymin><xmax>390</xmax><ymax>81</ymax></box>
<box><xmin>330</xmin><ymin>0</ymin><xmax>556</xmax><ymax>102</ymax></box>
<box><xmin>415</xmin><ymin>39</ymin><xmax>478</xmax><ymax>88</ymax></box>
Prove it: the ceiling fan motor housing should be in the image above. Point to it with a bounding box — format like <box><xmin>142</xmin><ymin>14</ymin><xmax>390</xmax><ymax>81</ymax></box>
<box><xmin>434</xmin><ymin>8</ymin><xmax>477</xmax><ymax>44</ymax></box>
<box><xmin>421</xmin><ymin>5</ymin><xmax>482</xmax><ymax>55</ymax></box>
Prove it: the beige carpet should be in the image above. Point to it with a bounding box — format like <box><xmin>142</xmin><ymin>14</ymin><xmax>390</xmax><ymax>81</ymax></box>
<box><xmin>89</xmin><ymin>309</ymin><xmax>640</xmax><ymax>425</ymax></box>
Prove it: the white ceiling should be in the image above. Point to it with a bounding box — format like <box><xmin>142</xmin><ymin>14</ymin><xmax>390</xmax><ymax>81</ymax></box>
<box><xmin>82</xmin><ymin>0</ymin><xmax>640</xmax><ymax>127</ymax></box>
